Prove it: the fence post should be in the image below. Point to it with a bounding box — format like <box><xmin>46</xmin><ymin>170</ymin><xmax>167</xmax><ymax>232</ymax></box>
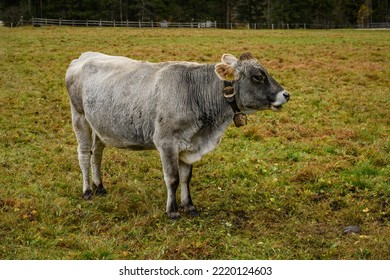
<box><xmin>272</xmin><ymin>23</ymin><xmax>274</xmax><ymax>30</ymax></box>
<box><xmin>114</xmin><ymin>20</ymin><xmax>116</xmax><ymax>27</ymax></box>
<box><xmin>32</xmin><ymin>17</ymin><xmax>34</xmax><ymax>26</ymax></box>
<box><xmin>86</xmin><ymin>19</ymin><xmax>88</xmax><ymax>27</ymax></box>
<box><xmin>139</xmin><ymin>20</ymin><xmax>141</xmax><ymax>28</ymax></box>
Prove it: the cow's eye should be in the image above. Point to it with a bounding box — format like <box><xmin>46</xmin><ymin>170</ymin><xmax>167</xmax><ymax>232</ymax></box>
<box><xmin>252</xmin><ymin>75</ymin><xmax>264</xmax><ymax>83</ymax></box>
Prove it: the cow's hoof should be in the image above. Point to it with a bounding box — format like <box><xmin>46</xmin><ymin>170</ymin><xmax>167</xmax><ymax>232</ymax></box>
<box><xmin>94</xmin><ymin>183</ymin><xmax>107</xmax><ymax>196</ymax></box>
<box><xmin>167</xmin><ymin>212</ymin><xmax>181</xmax><ymax>220</ymax></box>
<box><xmin>184</xmin><ymin>206</ymin><xmax>199</xmax><ymax>217</ymax></box>
<box><xmin>83</xmin><ymin>189</ymin><xmax>93</xmax><ymax>200</ymax></box>
<box><xmin>187</xmin><ymin>209</ymin><xmax>199</xmax><ymax>217</ymax></box>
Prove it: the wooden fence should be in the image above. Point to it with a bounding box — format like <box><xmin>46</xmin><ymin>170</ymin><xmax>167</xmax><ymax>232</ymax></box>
<box><xmin>32</xmin><ymin>18</ymin><xmax>217</xmax><ymax>28</ymax></box>
<box><xmin>23</xmin><ymin>17</ymin><xmax>390</xmax><ymax>30</ymax></box>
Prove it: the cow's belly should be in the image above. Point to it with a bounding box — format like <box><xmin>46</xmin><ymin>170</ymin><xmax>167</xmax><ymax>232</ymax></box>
<box><xmin>96</xmin><ymin>132</ymin><xmax>155</xmax><ymax>150</ymax></box>
<box><xmin>86</xmin><ymin>113</ymin><xmax>156</xmax><ymax>150</ymax></box>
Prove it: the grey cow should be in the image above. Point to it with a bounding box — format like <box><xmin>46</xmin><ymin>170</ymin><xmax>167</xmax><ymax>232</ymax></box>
<box><xmin>65</xmin><ymin>52</ymin><xmax>289</xmax><ymax>219</ymax></box>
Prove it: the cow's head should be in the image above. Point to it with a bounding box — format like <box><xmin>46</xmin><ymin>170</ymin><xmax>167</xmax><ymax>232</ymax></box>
<box><xmin>215</xmin><ymin>52</ymin><xmax>290</xmax><ymax>113</ymax></box>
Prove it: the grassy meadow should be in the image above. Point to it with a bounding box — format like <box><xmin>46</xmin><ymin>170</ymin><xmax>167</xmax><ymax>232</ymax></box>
<box><xmin>0</xmin><ymin>27</ymin><xmax>389</xmax><ymax>260</ymax></box>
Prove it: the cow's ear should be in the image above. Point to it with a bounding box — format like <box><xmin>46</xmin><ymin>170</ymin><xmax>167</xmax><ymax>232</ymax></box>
<box><xmin>215</xmin><ymin>63</ymin><xmax>236</xmax><ymax>81</ymax></box>
<box><xmin>221</xmin><ymin>54</ymin><xmax>238</xmax><ymax>65</ymax></box>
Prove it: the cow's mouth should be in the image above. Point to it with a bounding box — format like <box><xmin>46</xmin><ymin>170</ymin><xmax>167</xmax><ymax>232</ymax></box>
<box><xmin>271</xmin><ymin>105</ymin><xmax>283</xmax><ymax>111</ymax></box>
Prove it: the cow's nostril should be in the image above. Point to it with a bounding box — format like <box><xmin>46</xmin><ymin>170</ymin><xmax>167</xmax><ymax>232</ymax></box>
<box><xmin>283</xmin><ymin>92</ymin><xmax>290</xmax><ymax>100</ymax></box>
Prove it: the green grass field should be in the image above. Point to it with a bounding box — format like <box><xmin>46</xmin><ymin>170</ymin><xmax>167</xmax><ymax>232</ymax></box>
<box><xmin>0</xmin><ymin>27</ymin><xmax>389</xmax><ymax>260</ymax></box>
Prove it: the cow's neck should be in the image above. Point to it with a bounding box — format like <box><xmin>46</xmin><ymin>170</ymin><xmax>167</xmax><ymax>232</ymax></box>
<box><xmin>223</xmin><ymin>80</ymin><xmax>247</xmax><ymax>127</ymax></box>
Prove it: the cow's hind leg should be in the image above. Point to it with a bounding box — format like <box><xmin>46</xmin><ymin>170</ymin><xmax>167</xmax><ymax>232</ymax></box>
<box><xmin>91</xmin><ymin>132</ymin><xmax>107</xmax><ymax>196</ymax></box>
<box><xmin>179</xmin><ymin>161</ymin><xmax>198</xmax><ymax>217</ymax></box>
<box><xmin>71</xmin><ymin>110</ymin><xmax>93</xmax><ymax>199</ymax></box>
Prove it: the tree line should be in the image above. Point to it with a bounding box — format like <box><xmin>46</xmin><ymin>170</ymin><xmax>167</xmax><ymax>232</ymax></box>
<box><xmin>1</xmin><ymin>0</ymin><xmax>389</xmax><ymax>27</ymax></box>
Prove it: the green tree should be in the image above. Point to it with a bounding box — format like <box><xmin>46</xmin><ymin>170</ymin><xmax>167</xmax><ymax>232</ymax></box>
<box><xmin>310</xmin><ymin>0</ymin><xmax>336</xmax><ymax>26</ymax></box>
<box><xmin>358</xmin><ymin>3</ymin><xmax>372</xmax><ymax>27</ymax></box>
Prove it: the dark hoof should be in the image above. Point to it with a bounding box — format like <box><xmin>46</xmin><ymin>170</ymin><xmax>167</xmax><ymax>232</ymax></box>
<box><xmin>94</xmin><ymin>183</ymin><xmax>107</xmax><ymax>196</ymax></box>
<box><xmin>186</xmin><ymin>209</ymin><xmax>199</xmax><ymax>217</ymax></box>
<box><xmin>184</xmin><ymin>205</ymin><xmax>199</xmax><ymax>217</ymax></box>
<box><xmin>83</xmin><ymin>189</ymin><xmax>93</xmax><ymax>200</ymax></box>
<box><xmin>167</xmin><ymin>212</ymin><xmax>181</xmax><ymax>220</ymax></box>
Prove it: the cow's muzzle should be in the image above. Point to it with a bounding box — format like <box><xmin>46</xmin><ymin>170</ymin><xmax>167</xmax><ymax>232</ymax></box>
<box><xmin>271</xmin><ymin>90</ymin><xmax>290</xmax><ymax>111</ymax></box>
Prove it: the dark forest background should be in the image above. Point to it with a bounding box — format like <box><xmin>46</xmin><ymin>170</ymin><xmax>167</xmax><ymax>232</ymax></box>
<box><xmin>1</xmin><ymin>0</ymin><xmax>389</xmax><ymax>26</ymax></box>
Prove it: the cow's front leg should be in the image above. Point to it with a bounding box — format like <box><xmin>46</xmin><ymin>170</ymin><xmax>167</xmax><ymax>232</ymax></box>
<box><xmin>159</xmin><ymin>146</ymin><xmax>181</xmax><ymax>219</ymax></box>
<box><xmin>179</xmin><ymin>161</ymin><xmax>198</xmax><ymax>217</ymax></box>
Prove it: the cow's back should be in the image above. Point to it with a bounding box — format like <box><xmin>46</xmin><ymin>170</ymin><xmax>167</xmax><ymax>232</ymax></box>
<box><xmin>66</xmin><ymin>52</ymin><xmax>163</xmax><ymax>110</ymax></box>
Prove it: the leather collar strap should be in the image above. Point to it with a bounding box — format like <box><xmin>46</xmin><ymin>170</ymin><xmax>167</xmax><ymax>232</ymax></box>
<box><xmin>223</xmin><ymin>81</ymin><xmax>247</xmax><ymax>127</ymax></box>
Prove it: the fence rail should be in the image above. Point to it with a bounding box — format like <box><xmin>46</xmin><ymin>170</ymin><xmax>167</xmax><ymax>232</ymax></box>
<box><xmin>31</xmin><ymin>18</ymin><xmax>217</xmax><ymax>28</ymax></box>
<box><xmin>23</xmin><ymin>17</ymin><xmax>390</xmax><ymax>29</ymax></box>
